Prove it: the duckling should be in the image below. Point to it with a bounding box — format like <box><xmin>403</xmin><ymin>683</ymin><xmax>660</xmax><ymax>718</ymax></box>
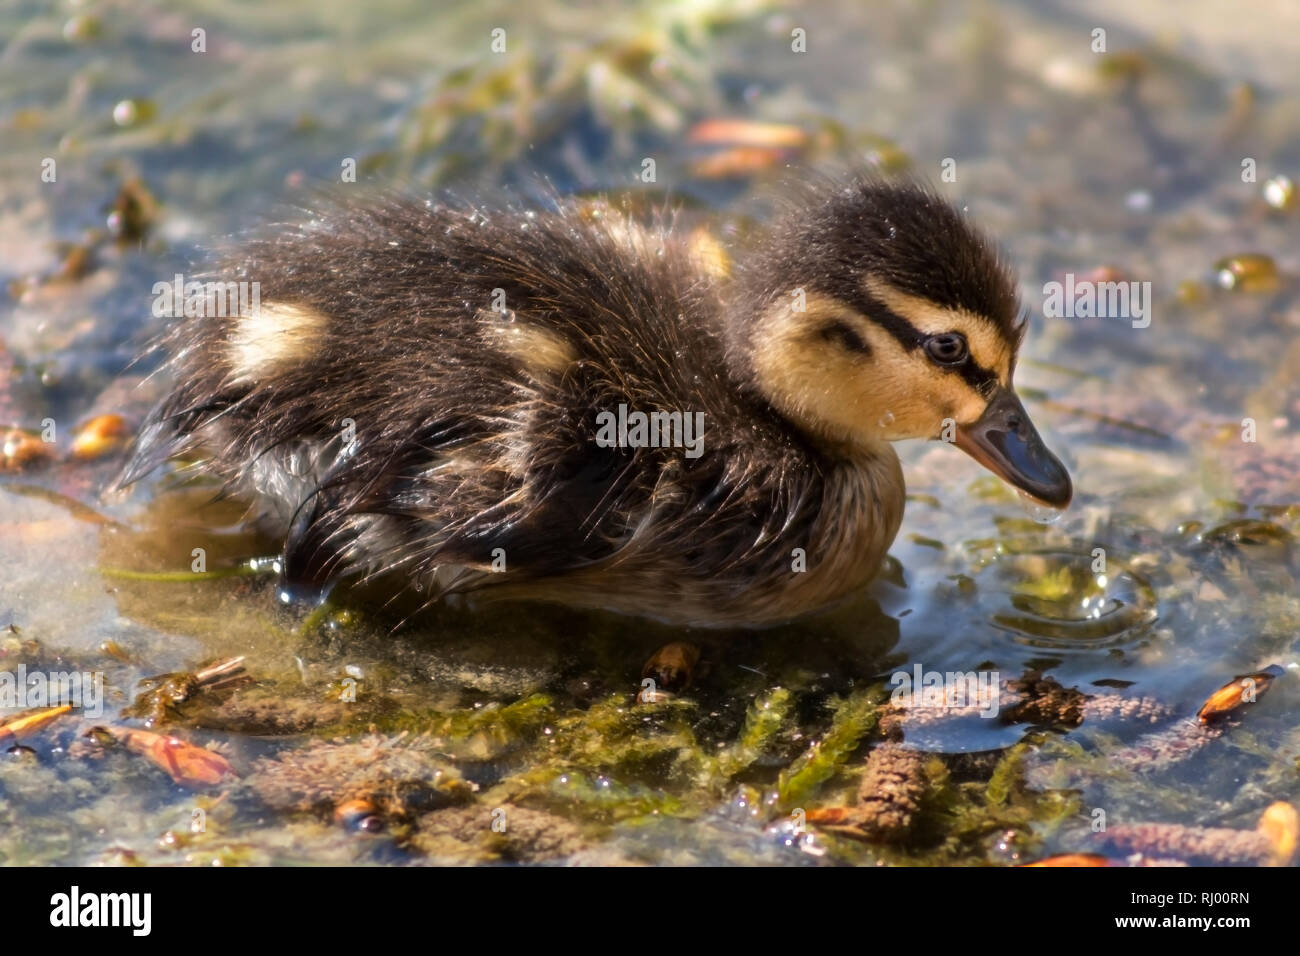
<box><xmin>122</xmin><ymin>176</ymin><xmax>1071</xmax><ymax>628</ymax></box>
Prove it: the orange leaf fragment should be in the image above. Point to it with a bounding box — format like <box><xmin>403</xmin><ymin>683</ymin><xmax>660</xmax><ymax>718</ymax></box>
<box><xmin>1197</xmin><ymin>665</ymin><xmax>1283</xmax><ymax>724</ymax></box>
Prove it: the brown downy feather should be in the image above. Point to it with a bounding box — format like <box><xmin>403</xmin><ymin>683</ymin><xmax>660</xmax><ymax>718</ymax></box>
<box><xmin>124</xmin><ymin>177</ymin><xmax>1019</xmax><ymax>626</ymax></box>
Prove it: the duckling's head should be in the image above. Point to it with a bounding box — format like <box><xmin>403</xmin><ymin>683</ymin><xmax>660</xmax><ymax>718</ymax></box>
<box><xmin>732</xmin><ymin>176</ymin><xmax>1071</xmax><ymax>507</ymax></box>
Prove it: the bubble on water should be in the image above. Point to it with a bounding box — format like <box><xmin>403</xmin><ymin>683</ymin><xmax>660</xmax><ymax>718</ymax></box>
<box><xmin>1017</xmin><ymin>488</ymin><xmax>1066</xmax><ymax>524</ymax></box>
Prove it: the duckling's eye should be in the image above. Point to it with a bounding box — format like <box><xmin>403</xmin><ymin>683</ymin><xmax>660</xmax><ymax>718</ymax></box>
<box><xmin>924</xmin><ymin>333</ymin><xmax>969</xmax><ymax>366</ymax></box>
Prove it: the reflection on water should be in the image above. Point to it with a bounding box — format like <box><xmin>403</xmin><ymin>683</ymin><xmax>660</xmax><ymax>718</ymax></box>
<box><xmin>988</xmin><ymin>549</ymin><xmax>1158</xmax><ymax>649</ymax></box>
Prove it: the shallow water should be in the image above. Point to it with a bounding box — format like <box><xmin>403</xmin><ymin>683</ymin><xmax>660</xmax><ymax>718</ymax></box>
<box><xmin>1</xmin><ymin>0</ymin><xmax>1298</xmax><ymax>865</ymax></box>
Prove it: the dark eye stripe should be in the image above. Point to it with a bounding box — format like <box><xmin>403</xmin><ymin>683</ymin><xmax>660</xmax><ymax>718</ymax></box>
<box><xmin>956</xmin><ymin>360</ymin><xmax>999</xmax><ymax>397</ymax></box>
<box><xmin>848</xmin><ymin>289</ymin><xmax>926</xmax><ymax>351</ymax></box>
<box><xmin>844</xmin><ymin>287</ymin><xmax>1000</xmax><ymax>396</ymax></box>
<box><xmin>819</xmin><ymin>320</ymin><xmax>872</xmax><ymax>355</ymax></box>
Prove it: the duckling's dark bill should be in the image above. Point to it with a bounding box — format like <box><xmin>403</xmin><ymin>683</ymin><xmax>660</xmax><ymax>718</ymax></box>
<box><xmin>953</xmin><ymin>388</ymin><xmax>1072</xmax><ymax>508</ymax></box>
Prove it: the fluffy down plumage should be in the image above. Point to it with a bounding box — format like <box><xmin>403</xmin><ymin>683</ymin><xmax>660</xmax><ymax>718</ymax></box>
<box><xmin>125</xmin><ymin>188</ymin><xmax>921</xmax><ymax>626</ymax></box>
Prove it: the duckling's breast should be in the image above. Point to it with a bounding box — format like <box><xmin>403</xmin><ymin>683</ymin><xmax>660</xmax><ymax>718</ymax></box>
<box><xmin>475</xmin><ymin>442</ymin><xmax>906</xmax><ymax>627</ymax></box>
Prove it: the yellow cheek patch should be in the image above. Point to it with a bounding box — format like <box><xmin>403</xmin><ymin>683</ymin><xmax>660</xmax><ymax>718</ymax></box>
<box><xmin>227</xmin><ymin>302</ymin><xmax>326</xmax><ymax>382</ymax></box>
<box><xmin>751</xmin><ymin>293</ymin><xmax>873</xmax><ymax>442</ymax></box>
<box><xmin>752</xmin><ymin>293</ymin><xmax>942</xmax><ymax>442</ymax></box>
<box><xmin>752</xmin><ymin>291</ymin><xmax>995</xmax><ymax>444</ymax></box>
<box><xmin>865</xmin><ymin>279</ymin><xmax>1015</xmax><ymax>384</ymax></box>
<box><xmin>845</xmin><ymin>325</ymin><xmax>987</xmax><ymax>433</ymax></box>
<box><xmin>930</xmin><ymin>377</ymin><xmax>990</xmax><ymax>428</ymax></box>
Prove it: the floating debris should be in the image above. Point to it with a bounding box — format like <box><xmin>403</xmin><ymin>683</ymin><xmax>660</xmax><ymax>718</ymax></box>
<box><xmin>106</xmin><ymin>177</ymin><xmax>159</xmax><ymax>243</ymax></box>
<box><xmin>1001</xmin><ymin>672</ymin><xmax>1090</xmax><ymax>727</ymax></box>
<box><xmin>70</xmin><ymin>413</ymin><xmax>129</xmax><ymax>461</ymax></box>
<box><xmin>685</xmin><ymin>120</ymin><xmax>809</xmax><ymax>179</ymax></box>
<box><xmin>1023</xmin><ymin>663</ymin><xmax>1286</xmax><ymax>787</ymax></box>
<box><xmin>0</xmin><ymin>704</ymin><xmax>73</xmax><ymax>744</ymax></box>
<box><xmin>881</xmin><ymin>669</ymin><xmax>1175</xmax><ymax>738</ymax></box>
<box><xmin>689</xmin><ymin>146</ymin><xmax>789</xmax><ymax>179</ymax></box>
<box><xmin>89</xmin><ymin>725</ymin><xmax>236</xmax><ymax>789</ymax></box>
<box><xmin>1</xmin><ymin>428</ymin><xmax>54</xmax><ymax>472</ymax></box>
<box><xmin>1196</xmin><ymin>664</ymin><xmax>1283</xmax><ymax>724</ymax></box>
<box><xmin>98</xmin><ymin>640</ymin><xmax>130</xmax><ymax>662</ymax></box>
<box><xmin>641</xmin><ymin>641</ymin><xmax>701</xmax><ymax>693</ymax></box>
<box><xmin>686</xmin><ymin>119</ymin><xmax>810</xmax><ymax>149</ymax></box>
<box><xmin>1214</xmin><ymin>253</ymin><xmax>1281</xmax><ymax>293</ymax></box>
<box><xmin>1021</xmin><ymin>853</ymin><xmax>1114</xmax><ymax>867</ymax></box>
<box><xmin>124</xmin><ymin>656</ymin><xmax>250</xmax><ymax>726</ymax></box>
<box><xmin>1257</xmin><ymin>801</ymin><xmax>1299</xmax><ymax>865</ymax></box>
<box><xmin>333</xmin><ymin>798</ymin><xmax>385</xmax><ymax>834</ymax></box>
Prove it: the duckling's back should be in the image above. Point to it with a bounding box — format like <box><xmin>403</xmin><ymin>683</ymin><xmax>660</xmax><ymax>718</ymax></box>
<box><xmin>126</xmin><ymin>196</ymin><xmax>893</xmax><ymax>625</ymax></box>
